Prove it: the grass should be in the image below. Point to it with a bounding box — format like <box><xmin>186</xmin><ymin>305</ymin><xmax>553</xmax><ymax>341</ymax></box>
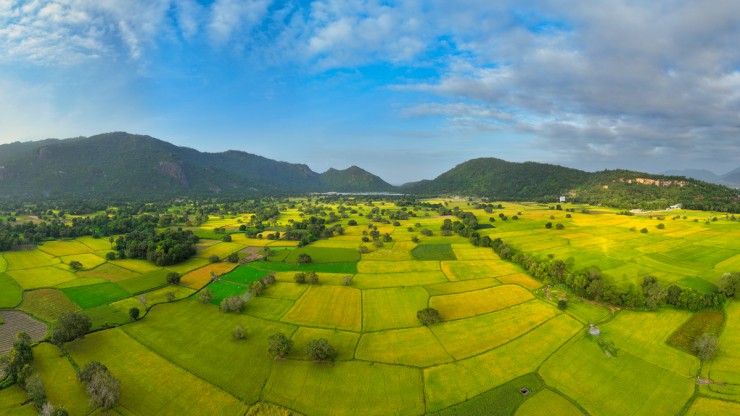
<box><xmin>352</xmin><ymin>271</ymin><xmax>449</xmax><ymax>289</ymax></box>
<box><xmin>66</xmin><ymin>328</ymin><xmax>250</xmax><ymax>415</ymax></box>
<box><xmin>61</xmin><ymin>282</ymin><xmax>131</xmax><ymax>309</ymax></box>
<box><xmin>441</xmin><ymin>260</ymin><xmax>521</xmax><ymax>281</ymax></box>
<box><xmin>164</xmin><ymin>257</ymin><xmax>211</xmax><ymax>274</ymax></box>
<box><xmin>424</xmin><ymin>313</ymin><xmax>582</xmax><ymax>412</ymax></box>
<box><xmin>262</xmin><ymin>282</ymin><xmax>308</xmax><ymax>300</ymax></box>
<box><xmin>7</xmin><ymin>266</ymin><xmax>76</xmax><ymax>289</ymax></box>
<box><xmin>244</xmin><ymin>296</ymin><xmax>294</xmax><ymax>320</ymax></box>
<box><xmin>282</xmin><ymin>285</ymin><xmax>362</xmax><ymax>331</ymax></box>
<box><xmin>432</xmin><ymin>373</ymin><xmax>544</xmax><ymax>416</ymax></box>
<box><xmin>357</xmin><ymin>260</ymin><xmax>440</xmax><ymax>273</ymax></box>
<box><xmin>411</xmin><ymin>244</ymin><xmax>457</xmax><ymax>261</ymax></box>
<box><xmin>667</xmin><ymin>309</ymin><xmax>724</xmax><ymax>353</ymax></box>
<box><xmin>38</xmin><ymin>240</ymin><xmax>93</xmax><ymax>256</ymax></box>
<box><xmin>181</xmin><ymin>262</ymin><xmax>238</xmax><ymax>289</ymax></box>
<box><xmin>284</xmin><ymin>247</ymin><xmax>360</xmax><ymax>263</ymax></box>
<box><xmin>539</xmin><ymin>335</ymin><xmax>695</xmax><ymax>416</ymax></box>
<box><xmin>0</xmin><ymin>273</ymin><xmax>23</xmax><ymax>308</ymax></box>
<box><xmin>686</xmin><ymin>397</ymin><xmax>740</xmax><ymax>416</ymax></box>
<box><xmin>0</xmin><ymin>385</ymin><xmax>36</xmax><ymax>415</ymax></box>
<box><xmin>356</xmin><ymin>326</ymin><xmax>453</xmax><ymax>367</ymax></box>
<box><xmin>33</xmin><ymin>343</ymin><xmax>90</xmax><ymax>415</ymax></box>
<box><xmin>362</xmin><ymin>287</ymin><xmax>429</xmax><ymax>331</ymax></box>
<box><xmin>496</xmin><ymin>273</ymin><xmax>543</xmax><ymax>290</ymax></box>
<box><xmin>116</xmin><ymin>269</ymin><xmax>169</xmax><ymax>294</ymax></box>
<box><xmin>196</xmin><ymin>242</ymin><xmax>245</xmax><ymax>260</ymax></box>
<box><xmin>514</xmin><ymin>388</ymin><xmax>584</xmax><ymax>416</ymax></box>
<box><xmin>430</xmin><ymin>301</ymin><xmax>561</xmax><ymax>360</ymax></box>
<box><xmin>111</xmin><ymin>258</ymin><xmax>162</xmax><ymax>273</ymax></box>
<box><xmin>703</xmin><ymin>301</ymin><xmax>740</xmax><ymax>386</ymax></box>
<box><xmin>249</xmin><ymin>261</ymin><xmax>299</xmax><ymax>272</ymax></box>
<box><xmin>424</xmin><ymin>277</ymin><xmax>501</xmax><ymax>296</ymax></box>
<box><xmin>428</xmin><ymin>285</ymin><xmax>534</xmax><ymax>321</ymax></box>
<box><xmin>19</xmin><ymin>289</ymin><xmax>81</xmax><ymax>321</ymax></box>
<box><xmin>262</xmin><ymin>360</ymin><xmax>425</xmax><ymax>416</ymax></box>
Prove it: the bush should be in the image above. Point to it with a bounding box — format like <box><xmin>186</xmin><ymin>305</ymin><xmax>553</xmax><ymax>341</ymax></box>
<box><xmin>545</xmin><ymin>222</ymin><xmax>552</xmax><ymax>229</ymax></box>
<box><xmin>51</xmin><ymin>312</ymin><xmax>92</xmax><ymax>345</ymax></box>
<box><xmin>208</xmin><ymin>254</ymin><xmax>220</xmax><ymax>263</ymax></box>
<box><xmin>166</xmin><ymin>291</ymin><xmax>175</xmax><ymax>302</ymax></box>
<box><xmin>294</xmin><ymin>272</ymin><xmax>306</xmax><ymax>284</ymax></box>
<box><xmin>417</xmin><ymin>308</ymin><xmax>442</xmax><ymax>325</ymax></box>
<box><xmin>249</xmin><ymin>280</ymin><xmax>265</xmax><ymax>297</ymax></box>
<box><xmin>227</xmin><ymin>252</ymin><xmax>239</xmax><ymax>263</ymax></box>
<box><xmin>557</xmin><ymin>299</ymin><xmax>568</xmax><ymax>310</ymax></box>
<box><xmin>166</xmin><ymin>272</ymin><xmax>181</xmax><ymax>285</ymax></box>
<box><xmin>640</xmin><ymin>228</ymin><xmax>648</xmax><ymax>233</ymax></box>
<box><xmin>693</xmin><ymin>333</ymin><xmax>719</xmax><ymax>361</ymax></box>
<box><xmin>220</xmin><ymin>295</ymin><xmax>245</xmax><ymax>313</ymax></box>
<box><xmin>105</xmin><ymin>252</ymin><xmax>116</xmax><ymax>261</ymax></box>
<box><xmin>233</xmin><ymin>325</ymin><xmax>246</xmax><ymax>340</ymax></box>
<box><xmin>656</xmin><ymin>223</ymin><xmax>665</xmax><ymax>230</ymax></box>
<box><xmin>555</xmin><ymin>223</ymin><xmax>564</xmax><ymax>230</ymax></box>
<box><xmin>261</xmin><ymin>272</ymin><xmax>276</xmax><ymax>286</ymax></box>
<box><xmin>343</xmin><ymin>275</ymin><xmax>353</xmax><ymax>286</ymax></box>
<box><xmin>305</xmin><ymin>338</ymin><xmax>337</xmax><ymax>362</ymax></box>
<box><xmin>306</xmin><ymin>271</ymin><xmax>319</xmax><ymax>285</ymax></box>
<box><xmin>128</xmin><ymin>307</ymin><xmax>140</xmax><ymax>321</ymax></box>
<box><xmin>222</xmin><ymin>234</ymin><xmax>232</xmax><ymax>242</ymax></box>
<box><xmin>197</xmin><ymin>289</ymin><xmax>213</xmax><ymax>304</ymax></box>
<box><xmin>25</xmin><ymin>373</ymin><xmax>46</xmax><ymax>411</ymax></box>
<box><xmin>69</xmin><ymin>261</ymin><xmax>83</xmax><ymax>270</ymax></box>
<box><xmin>268</xmin><ymin>333</ymin><xmax>293</xmax><ymax>359</ymax></box>
<box><xmin>297</xmin><ymin>253</ymin><xmax>312</xmax><ymax>264</ymax></box>
<box><xmin>79</xmin><ymin>361</ymin><xmax>120</xmax><ymax>409</ymax></box>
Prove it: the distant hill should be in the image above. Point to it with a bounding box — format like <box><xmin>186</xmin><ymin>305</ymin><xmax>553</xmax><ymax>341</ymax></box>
<box><xmin>0</xmin><ymin>132</ymin><xmax>390</xmax><ymax>199</ymax></box>
<box><xmin>402</xmin><ymin>158</ymin><xmax>738</xmax><ymax>211</ymax></box>
<box><xmin>662</xmin><ymin>169</ymin><xmax>724</xmax><ymax>185</ymax></box>
<box><xmin>722</xmin><ymin>167</ymin><xmax>740</xmax><ymax>187</ymax></box>
<box><xmin>319</xmin><ymin>166</ymin><xmax>396</xmax><ymax>192</ymax></box>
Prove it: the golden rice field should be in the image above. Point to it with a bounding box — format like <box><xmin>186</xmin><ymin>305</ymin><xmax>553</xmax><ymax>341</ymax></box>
<box><xmin>0</xmin><ymin>200</ymin><xmax>739</xmax><ymax>415</ymax></box>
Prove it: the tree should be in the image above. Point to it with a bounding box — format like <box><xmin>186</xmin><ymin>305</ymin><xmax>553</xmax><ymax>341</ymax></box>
<box><xmin>557</xmin><ymin>299</ymin><xmax>568</xmax><ymax>310</ymax></box>
<box><xmin>79</xmin><ymin>361</ymin><xmax>120</xmax><ymax>409</ymax></box>
<box><xmin>233</xmin><ymin>325</ymin><xmax>246</xmax><ymax>340</ymax></box>
<box><xmin>24</xmin><ymin>373</ymin><xmax>47</xmax><ymax>411</ymax></box>
<box><xmin>545</xmin><ymin>222</ymin><xmax>552</xmax><ymax>229</ymax></box>
<box><xmin>1</xmin><ymin>332</ymin><xmax>34</xmax><ymax>383</ymax></box>
<box><xmin>306</xmin><ymin>271</ymin><xmax>319</xmax><ymax>285</ymax></box>
<box><xmin>220</xmin><ymin>296</ymin><xmax>245</xmax><ymax>313</ymax></box>
<box><xmin>208</xmin><ymin>254</ymin><xmax>220</xmax><ymax>263</ymax></box>
<box><xmin>358</xmin><ymin>245</ymin><xmax>369</xmax><ymax>254</ymax></box>
<box><xmin>417</xmin><ymin>308</ymin><xmax>442</xmax><ymax>325</ymax></box>
<box><xmin>343</xmin><ymin>275</ymin><xmax>353</xmax><ymax>286</ymax></box>
<box><xmin>718</xmin><ymin>272</ymin><xmax>740</xmax><ymax>297</ymax></box>
<box><xmin>642</xmin><ymin>276</ymin><xmax>666</xmax><ymax>309</ymax></box>
<box><xmin>51</xmin><ymin>312</ymin><xmax>92</xmax><ymax>344</ymax></box>
<box><xmin>555</xmin><ymin>223</ymin><xmax>564</xmax><ymax>230</ymax></box>
<box><xmin>68</xmin><ymin>261</ymin><xmax>83</xmax><ymax>270</ymax></box>
<box><xmin>222</xmin><ymin>234</ymin><xmax>232</xmax><ymax>242</ymax></box>
<box><xmin>128</xmin><ymin>307</ymin><xmax>140</xmax><ymax>321</ymax></box>
<box><xmin>640</xmin><ymin>228</ymin><xmax>648</xmax><ymax>233</ymax></box>
<box><xmin>297</xmin><ymin>253</ymin><xmax>312</xmax><ymax>264</ymax></box>
<box><xmin>197</xmin><ymin>289</ymin><xmax>213</xmax><ymax>304</ymax></box>
<box><xmin>40</xmin><ymin>403</ymin><xmax>69</xmax><ymax>416</ymax></box>
<box><xmin>227</xmin><ymin>252</ymin><xmax>239</xmax><ymax>263</ymax></box>
<box><xmin>166</xmin><ymin>272</ymin><xmax>181</xmax><ymax>285</ymax></box>
<box><xmin>261</xmin><ymin>272</ymin><xmax>276</xmax><ymax>285</ymax></box>
<box><xmin>666</xmin><ymin>285</ymin><xmax>683</xmax><ymax>305</ymax></box>
<box><xmin>305</xmin><ymin>338</ymin><xmax>337</xmax><ymax>362</ymax></box>
<box><xmin>249</xmin><ymin>280</ymin><xmax>265</xmax><ymax>297</ymax></box>
<box><xmin>693</xmin><ymin>333</ymin><xmax>719</xmax><ymax>361</ymax></box>
<box><xmin>166</xmin><ymin>291</ymin><xmax>175</xmax><ymax>302</ymax></box>
<box><xmin>268</xmin><ymin>333</ymin><xmax>293</xmax><ymax>359</ymax></box>
<box><xmin>656</xmin><ymin>223</ymin><xmax>666</xmax><ymax>230</ymax></box>
<box><xmin>105</xmin><ymin>252</ymin><xmax>116</xmax><ymax>261</ymax></box>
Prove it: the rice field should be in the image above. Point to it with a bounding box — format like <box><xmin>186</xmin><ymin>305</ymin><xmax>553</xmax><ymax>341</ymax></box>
<box><xmin>0</xmin><ymin>201</ymin><xmax>738</xmax><ymax>415</ymax></box>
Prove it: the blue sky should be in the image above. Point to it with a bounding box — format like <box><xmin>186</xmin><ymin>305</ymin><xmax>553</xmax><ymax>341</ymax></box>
<box><xmin>1</xmin><ymin>1</ymin><xmax>739</xmax><ymax>184</ymax></box>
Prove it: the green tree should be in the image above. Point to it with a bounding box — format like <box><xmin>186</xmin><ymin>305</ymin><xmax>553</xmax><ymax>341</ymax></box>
<box><xmin>305</xmin><ymin>338</ymin><xmax>337</xmax><ymax>362</ymax></box>
<box><xmin>233</xmin><ymin>325</ymin><xmax>246</xmax><ymax>340</ymax></box>
<box><xmin>220</xmin><ymin>296</ymin><xmax>245</xmax><ymax>313</ymax></box>
<box><xmin>342</xmin><ymin>275</ymin><xmax>353</xmax><ymax>286</ymax></box>
<box><xmin>1</xmin><ymin>332</ymin><xmax>34</xmax><ymax>383</ymax></box>
<box><xmin>557</xmin><ymin>299</ymin><xmax>568</xmax><ymax>310</ymax></box>
<box><xmin>166</xmin><ymin>272</ymin><xmax>181</xmax><ymax>285</ymax></box>
<box><xmin>417</xmin><ymin>308</ymin><xmax>442</xmax><ymax>325</ymax></box>
<box><xmin>197</xmin><ymin>289</ymin><xmax>213</xmax><ymax>304</ymax></box>
<box><xmin>227</xmin><ymin>252</ymin><xmax>239</xmax><ymax>263</ymax></box>
<box><xmin>51</xmin><ymin>313</ymin><xmax>92</xmax><ymax>344</ymax></box>
<box><xmin>222</xmin><ymin>234</ymin><xmax>232</xmax><ymax>242</ymax></box>
<box><xmin>128</xmin><ymin>307</ymin><xmax>140</xmax><ymax>321</ymax></box>
<box><xmin>249</xmin><ymin>280</ymin><xmax>265</xmax><ymax>297</ymax></box>
<box><xmin>718</xmin><ymin>272</ymin><xmax>740</xmax><ymax>297</ymax></box>
<box><xmin>693</xmin><ymin>333</ymin><xmax>719</xmax><ymax>361</ymax></box>
<box><xmin>68</xmin><ymin>261</ymin><xmax>83</xmax><ymax>270</ymax></box>
<box><xmin>208</xmin><ymin>254</ymin><xmax>220</xmax><ymax>263</ymax></box>
<box><xmin>306</xmin><ymin>271</ymin><xmax>319</xmax><ymax>285</ymax></box>
<box><xmin>105</xmin><ymin>252</ymin><xmax>116</xmax><ymax>261</ymax></box>
<box><xmin>24</xmin><ymin>373</ymin><xmax>47</xmax><ymax>411</ymax></box>
<box><xmin>545</xmin><ymin>222</ymin><xmax>552</xmax><ymax>229</ymax></box>
<box><xmin>79</xmin><ymin>361</ymin><xmax>120</xmax><ymax>409</ymax></box>
<box><xmin>268</xmin><ymin>333</ymin><xmax>293</xmax><ymax>359</ymax></box>
<box><xmin>294</xmin><ymin>272</ymin><xmax>306</xmax><ymax>284</ymax></box>
<box><xmin>297</xmin><ymin>253</ymin><xmax>312</xmax><ymax>264</ymax></box>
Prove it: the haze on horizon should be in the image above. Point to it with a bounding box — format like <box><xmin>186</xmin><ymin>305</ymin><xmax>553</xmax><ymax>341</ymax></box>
<box><xmin>0</xmin><ymin>1</ymin><xmax>739</xmax><ymax>184</ymax></box>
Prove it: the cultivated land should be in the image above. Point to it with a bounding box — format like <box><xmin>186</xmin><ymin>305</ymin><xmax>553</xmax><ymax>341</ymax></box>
<box><xmin>0</xmin><ymin>199</ymin><xmax>739</xmax><ymax>415</ymax></box>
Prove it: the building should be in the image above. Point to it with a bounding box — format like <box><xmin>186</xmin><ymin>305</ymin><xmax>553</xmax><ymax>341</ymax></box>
<box><xmin>559</xmin><ymin>196</ymin><xmax>566</xmax><ymax>203</ymax></box>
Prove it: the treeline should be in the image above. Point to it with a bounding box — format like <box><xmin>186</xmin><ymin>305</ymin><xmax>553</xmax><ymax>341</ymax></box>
<box><xmin>114</xmin><ymin>229</ymin><xmax>199</xmax><ymax>266</ymax></box>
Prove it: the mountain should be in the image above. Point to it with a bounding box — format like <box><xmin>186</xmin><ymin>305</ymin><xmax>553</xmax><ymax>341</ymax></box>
<box><xmin>722</xmin><ymin>167</ymin><xmax>740</xmax><ymax>187</ymax></box>
<box><xmin>0</xmin><ymin>132</ymin><xmax>389</xmax><ymax>199</ymax></box>
<box><xmin>401</xmin><ymin>158</ymin><xmax>738</xmax><ymax>211</ymax></box>
<box><xmin>662</xmin><ymin>169</ymin><xmax>724</xmax><ymax>185</ymax></box>
<box><xmin>319</xmin><ymin>166</ymin><xmax>396</xmax><ymax>192</ymax></box>
<box><xmin>401</xmin><ymin>158</ymin><xmax>591</xmax><ymax>199</ymax></box>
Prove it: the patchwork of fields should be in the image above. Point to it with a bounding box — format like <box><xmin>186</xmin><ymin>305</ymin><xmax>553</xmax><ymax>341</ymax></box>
<box><xmin>0</xmin><ymin>201</ymin><xmax>739</xmax><ymax>415</ymax></box>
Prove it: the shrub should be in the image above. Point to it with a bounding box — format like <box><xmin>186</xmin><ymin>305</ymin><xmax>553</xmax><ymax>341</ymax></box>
<box><xmin>268</xmin><ymin>333</ymin><xmax>293</xmax><ymax>359</ymax></box>
<box><xmin>227</xmin><ymin>252</ymin><xmax>239</xmax><ymax>263</ymax></box>
<box><xmin>249</xmin><ymin>280</ymin><xmax>265</xmax><ymax>297</ymax></box>
<box><xmin>128</xmin><ymin>307</ymin><xmax>140</xmax><ymax>321</ymax></box>
<box><xmin>555</xmin><ymin>223</ymin><xmax>564</xmax><ymax>230</ymax></box>
<box><xmin>557</xmin><ymin>299</ymin><xmax>568</xmax><ymax>310</ymax></box>
<box><xmin>69</xmin><ymin>261</ymin><xmax>83</xmax><ymax>270</ymax></box>
<box><xmin>297</xmin><ymin>253</ymin><xmax>312</xmax><ymax>264</ymax></box>
<box><xmin>166</xmin><ymin>272</ymin><xmax>181</xmax><ymax>285</ymax></box>
<box><xmin>545</xmin><ymin>222</ymin><xmax>552</xmax><ymax>229</ymax></box>
<box><xmin>306</xmin><ymin>271</ymin><xmax>319</xmax><ymax>285</ymax></box>
<box><xmin>417</xmin><ymin>308</ymin><xmax>442</xmax><ymax>325</ymax></box>
<box><xmin>656</xmin><ymin>223</ymin><xmax>666</xmax><ymax>230</ymax></box>
<box><xmin>208</xmin><ymin>255</ymin><xmax>220</xmax><ymax>263</ymax></box>
<box><xmin>358</xmin><ymin>245</ymin><xmax>369</xmax><ymax>254</ymax></box>
<box><xmin>294</xmin><ymin>272</ymin><xmax>306</xmax><ymax>284</ymax></box>
<box><xmin>693</xmin><ymin>333</ymin><xmax>719</xmax><ymax>361</ymax></box>
<box><xmin>25</xmin><ymin>373</ymin><xmax>46</xmax><ymax>411</ymax></box>
<box><xmin>166</xmin><ymin>291</ymin><xmax>175</xmax><ymax>302</ymax></box>
<box><xmin>261</xmin><ymin>272</ymin><xmax>276</xmax><ymax>286</ymax></box>
<box><xmin>79</xmin><ymin>361</ymin><xmax>120</xmax><ymax>409</ymax></box>
<box><xmin>640</xmin><ymin>228</ymin><xmax>648</xmax><ymax>233</ymax></box>
<box><xmin>233</xmin><ymin>325</ymin><xmax>246</xmax><ymax>340</ymax></box>
<box><xmin>105</xmin><ymin>252</ymin><xmax>116</xmax><ymax>261</ymax></box>
<box><xmin>222</xmin><ymin>234</ymin><xmax>232</xmax><ymax>242</ymax></box>
<box><xmin>220</xmin><ymin>296</ymin><xmax>245</xmax><ymax>313</ymax></box>
<box><xmin>305</xmin><ymin>338</ymin><xmax>337</xmax><ymax>362</ymax></box>
<box><xmin>197</xmin><ymin>289</ymin><xmax>213</xmax><ymax>304</ymax></box>
<box><xmin>342</xmin><ymin>275</ymin><xmax>353</xmax><ymax>286</ymax></box>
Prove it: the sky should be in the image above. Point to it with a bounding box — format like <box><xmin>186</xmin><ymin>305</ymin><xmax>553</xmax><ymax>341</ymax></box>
<box><xmin>1</xmin><ymin>1</ymin><xmax>739</xmax><ymax>184</ymax></box>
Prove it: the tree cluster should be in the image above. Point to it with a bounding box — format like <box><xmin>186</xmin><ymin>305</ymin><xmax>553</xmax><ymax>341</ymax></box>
<box><xmin>114</xmin><ymin>228</ymin><xmax>199</xmax><ymax>266</ymax></box>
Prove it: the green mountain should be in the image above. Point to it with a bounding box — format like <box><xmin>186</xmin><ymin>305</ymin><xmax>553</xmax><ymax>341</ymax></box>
<box><xmin>0</xmin><ymin>132</ymin><xmax>388</xmax><ymax>199</ymax></box>
<box><xmin>402</xmin><ymin>158</ymin><xmax>738</xmax><ymax>211</ymax></box>
<box><xmin>319</xmin><ymin>166</ymin><xmax>396</xmax><ymax>192</ymax></box>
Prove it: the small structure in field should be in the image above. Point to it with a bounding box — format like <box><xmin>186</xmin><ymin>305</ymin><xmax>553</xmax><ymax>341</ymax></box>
<box><xmin>559</xmin><ymin>196</ymin><xmax>566</xmax><ymax>203</ymax></box>
<box><xmin>589</xmin><ymin>324</ymin><xmax>601</xmax><ymax>336</ymax></box>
